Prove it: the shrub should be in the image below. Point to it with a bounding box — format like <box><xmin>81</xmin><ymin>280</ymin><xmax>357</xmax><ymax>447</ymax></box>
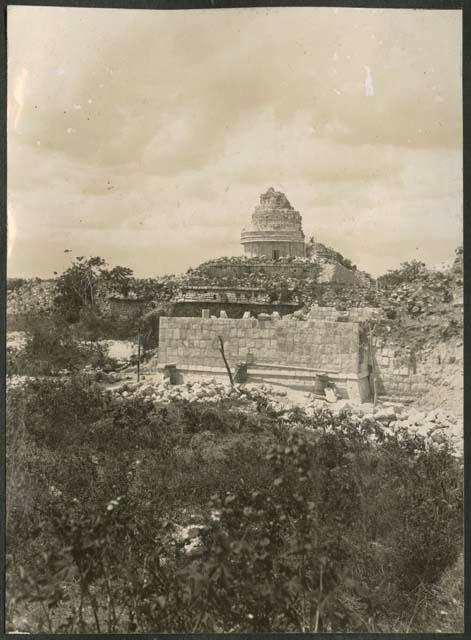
<box><xmin>7</xmin><ymin>392</ymin><xmax>463</xmax><ymax>633</ymax></box>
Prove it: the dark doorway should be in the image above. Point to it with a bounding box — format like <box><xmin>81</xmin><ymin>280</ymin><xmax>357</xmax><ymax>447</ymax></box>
<box><xmin>273</xmin><ymin>249</ymin><xmax>280</xmax><ymax>260</ymax></box>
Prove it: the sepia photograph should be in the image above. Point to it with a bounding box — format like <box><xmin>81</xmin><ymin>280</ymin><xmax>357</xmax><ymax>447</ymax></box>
<box><xmin>5</xmin><ymin>4</ymin><xmax>464</xmax><ymax>633</ymax></box>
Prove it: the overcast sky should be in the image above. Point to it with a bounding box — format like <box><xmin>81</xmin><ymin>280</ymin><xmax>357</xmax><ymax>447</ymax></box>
<box><xmin>7</xmin><ymin>6</ymin><xmax>462</xmax><ymax>278</ymax></box>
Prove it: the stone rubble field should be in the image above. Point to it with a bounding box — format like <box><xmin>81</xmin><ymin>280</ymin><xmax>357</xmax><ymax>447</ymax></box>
<box><xmin>306</xmin><ymin>397</ymin><xmax>463</xmax><ymax>454</ymax></box>
<box><xmin>7</xmin><ymin>374</ymin><xmax>462</xmax><ymax>457</ymax></box>
<box><xmin>111</xmin><ymin>379</ymin><xmax>288</xmax><ymax>408</ymax></box>
<box><xmin>110</xmin><ymin>378</ymin><xmax>462</xmax><ymax>455</ymax></box>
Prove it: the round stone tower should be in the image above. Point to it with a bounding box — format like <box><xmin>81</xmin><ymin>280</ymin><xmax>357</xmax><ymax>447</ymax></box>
<box><xmin>240</xmin><ymin>187</ymin><xmax>305</xmax><ymax>259</ymax></box>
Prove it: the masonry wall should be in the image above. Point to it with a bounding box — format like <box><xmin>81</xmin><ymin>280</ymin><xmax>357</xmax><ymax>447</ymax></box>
<box><xmin>107</xmin><ymin>298</ymin><xmax>152</xmax><ymax>319</ymax></box>
<box><xmin>372</xmin><ymin>337</ymin><xmax>463</xmax><ymax>410</ymax></box>
<box><xmin>201</xmin><ymin>260</ymin><xmax>367</xmax><ymax>286</ymax></box>
<box><xmin>176</xmin><ymin>288</ymin><xmax>272</xmax><ymax>304</ymax></box>
<box><xmin>159</xmin><ymin>317</ymin><xmax>362</xmax><ymax>375</ymax></box>
<box><xmin>202</xmin><ymin>262</ymin><xmax>320</xmax><ymax>279</ymax></box>
<box><xmin>242</xmin><ymin>241</ymin><xmax>305</xmax><ymax>259</ymax></box>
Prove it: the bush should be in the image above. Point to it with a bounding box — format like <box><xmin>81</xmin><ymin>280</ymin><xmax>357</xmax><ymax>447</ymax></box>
<box><xmin>6</xmin><ymin>384</ymin><xmax>463</xmax><ymax>633</ymax></box>
<box><xmin>7</xmin><ymin>317</ymin><xmax>118</xmax><ymax>377</ymax></box>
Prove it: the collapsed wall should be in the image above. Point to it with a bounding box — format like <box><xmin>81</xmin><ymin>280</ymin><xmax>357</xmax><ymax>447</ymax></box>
<box><xmin>158</xmin><ymin>316</ymin><xmax>371</xmax><ymax>402</ymax></box>
<box><xmin>372</xmin><ymin>337</ymin><xmax>463</xmax><ymax>415</ymax></box>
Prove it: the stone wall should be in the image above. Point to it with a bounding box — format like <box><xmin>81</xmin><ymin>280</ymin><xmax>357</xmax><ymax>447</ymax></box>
<box><xmin>158</xmin><ymin>316</ymin><xmax>371</xmax><ymax>401</ymax></box>
<box><xmin>201</xmin><ymin>261</ymin><xmax>320</xmax><ymax>279</ymax></box>
<box><xmin>372</xmin><ymin>337</ymin><xmax>463</xmax><ymax>414</ymax></box>
<box><xmin>176</xmin><ymin>287</ymin><xmax>272</xmax><ymax>304</ymax></box>
<box><xmin>159</xmin><ymin>317</ymin><xmax>363</xmax><ymax>375</ymax></box>
<box><xmin>199</xmin><ymin>260</ymin><xmax>366</xmax><ymax>286</ymax></box>
<box><xmin>241</xmin><ymin>240</ymin><xmax>305</xmax><ymax>259</ymax></box>
<box><xmin>107</xmin><ymin>297</ymin><xmax>152</xmax><ymax>319</ymax></box>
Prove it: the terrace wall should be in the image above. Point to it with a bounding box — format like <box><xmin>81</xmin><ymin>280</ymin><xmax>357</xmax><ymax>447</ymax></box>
<box><xmin>159</xmin><ymin>317</ymin><xmax>363</xmax><ymax>373</ymax></box>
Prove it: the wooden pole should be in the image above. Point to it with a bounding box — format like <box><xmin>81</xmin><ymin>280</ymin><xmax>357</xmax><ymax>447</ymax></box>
<box><xmin>218</xmin><ymin>335</ymin><xmax>234</xmax><ymax>386</ymax></box>
<box><xmin>137</xmin><ymin>327</ymin><xmax>141</xmax><ymax>383</ymax></box>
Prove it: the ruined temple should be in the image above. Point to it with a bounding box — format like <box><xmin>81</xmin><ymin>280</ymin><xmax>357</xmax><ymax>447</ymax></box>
<box><xmin>241</xmin><ymin>187</ymin><xmax>305</xmax><ymax>259</ymax></box>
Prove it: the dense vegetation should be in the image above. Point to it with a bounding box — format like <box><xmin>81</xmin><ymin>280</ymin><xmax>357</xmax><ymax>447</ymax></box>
<box><xmin>7</xmin><ymin>375</ymin><xmax>463</xmax><ymax>633</ymax></box>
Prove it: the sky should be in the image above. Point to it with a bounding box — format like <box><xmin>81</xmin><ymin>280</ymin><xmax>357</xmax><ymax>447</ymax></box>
<box><xmin>7</xmin><ymin>6</ymin><xmax>462</xmax><ymax>278</ymax></box>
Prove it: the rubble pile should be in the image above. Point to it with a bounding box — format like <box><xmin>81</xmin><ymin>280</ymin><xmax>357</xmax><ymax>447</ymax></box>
<box><xmin>383</xmin><ymin>280</ymin><xmax>453</xmax><ymax>318</ymax></box>
<box><xmin>7</xmin><ymin>280</ymin><xmax>56</xmax><ymax>316</ymax></box>
<box><xmin>306</xmin><ymin>397</ymin><xmax>462</xmax><ymax>455</ymax></box>
<box><xmin>7</xmin><ymin>371</ymin><xmax>461</xmax><ymax>457</ymax></box>
<box><xmin>111</xmin><ymin>379</ymin><xmax>288</xmax><ymax>409</ymax></box>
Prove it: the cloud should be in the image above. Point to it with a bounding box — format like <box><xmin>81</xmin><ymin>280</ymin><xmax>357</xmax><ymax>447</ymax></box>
<box><xmin>7</xmin><ymin>6</ymin><xmax>462</xmax><ymax>278</ymax></box>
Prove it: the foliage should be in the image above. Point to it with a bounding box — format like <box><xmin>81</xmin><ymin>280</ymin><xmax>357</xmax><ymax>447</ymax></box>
<box><xmin>7</xmin><ymin>278</ymin><xmax>28</xmax><ymax>292</ymax></box>
<box><xmin>7</xmin><ymin>319</ymin><xmax>115</xmax><ymax>377</ymax></box>
<box><xmin>54</xmin><ymin>257</ymin><xmax>134</xmax><ymax>322</ymax></box>
<box><xmin>378</xmin><ymin>260</ymin><xmax>428</xmax><ymax>289</ymax></box>
<box><xmin>139</xmin><ymin>309</ymin><xmax>163</xmax><ymax>349</ymax></box>
<box><xmin>6</xmin><ymin>380</ymin><xmax>463</xmax><ymax>633</ymax></box>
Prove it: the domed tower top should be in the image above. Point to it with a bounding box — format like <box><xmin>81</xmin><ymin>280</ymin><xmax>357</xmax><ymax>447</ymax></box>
<box><xmin>241</xmin><ymin>188</ymin><xmax>305</xmax><ymax>259</ymax></box>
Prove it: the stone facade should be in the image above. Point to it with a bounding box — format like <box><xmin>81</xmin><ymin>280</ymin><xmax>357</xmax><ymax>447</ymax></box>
<box><xmin>176</xmin><ymin>286</ymin><xmax>281</xmax><ymax>305</ymax></box>
<box><xmin>158</xmin><ymin>316</ymin><xmax>371</xmax><ymax>401</ymax></box>
<box><xmin>241</xmin><ymin>188</ymin><xmax>305</xmax><ymax>258</ymax></box>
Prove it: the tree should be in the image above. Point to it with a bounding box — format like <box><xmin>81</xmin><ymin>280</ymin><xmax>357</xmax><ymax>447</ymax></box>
<box><xmin>54</xmin><ymin>256</ymin><xmax>134</xmax><ymax>321</ymax></box>
<box><xmin>103</xmin><ymin>266</ymin><xmax>134</xmax><ymax>297</ymax></box>
<box><xmin>377</xmin><ymin>260</ymin><xmax>427</xmax><ymax>289</ymax></box>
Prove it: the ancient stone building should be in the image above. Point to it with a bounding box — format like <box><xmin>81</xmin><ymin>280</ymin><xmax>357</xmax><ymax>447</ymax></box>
<box><xmin>241</xmin><ymin>187</ymin><xmax>305</xmax><ymax>259</ymax></box>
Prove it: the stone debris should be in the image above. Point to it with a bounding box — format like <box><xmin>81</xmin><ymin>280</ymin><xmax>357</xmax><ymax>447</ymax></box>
<box><xmin>110</xmin><ymin>379</ymin><xmax>288</xmax><ymax>409</ymax></box>
<box><xmin>305</xmin><ymin>395</ymin><xmax>462</xmax><ymax>455</ymax></box>
<box><xmin>7</xmin><ymin>373</ymin><xmax>462</xmax><ymax>458</ymax></box>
